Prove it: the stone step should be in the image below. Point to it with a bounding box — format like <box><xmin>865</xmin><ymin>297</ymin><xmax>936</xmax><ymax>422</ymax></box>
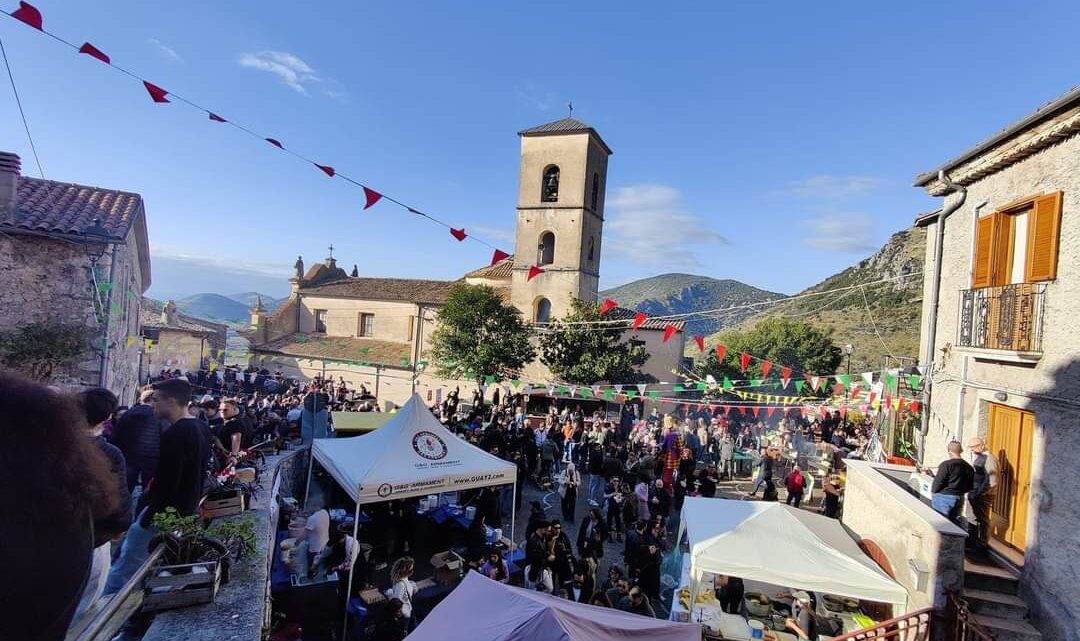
<box><xmin>969</xmin><ymin>613</ymin><xmax>1042</xmax><ymax>641</ymax></box>
<box><xmin>965</xmin><ymin>568</ymin><xmax>1019</xmax><ymax>594</ymax></box>
<box><xmin>964</xmin><ymin>588</ymin><xmax>1029</xmax><ymax>619</ymax></box>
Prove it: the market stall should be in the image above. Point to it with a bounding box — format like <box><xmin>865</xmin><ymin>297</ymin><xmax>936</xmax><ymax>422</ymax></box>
<box><xmin>671</xmin><ymin>497</ymin><xmax>906</xmax><ymax>639</ymax></box>
<box><xmin>411</xmin><ymin>571</ymin><xmax>701</xmax><ymax>641</ymax></box>
<box><xmin>305</xmin><ymin>394</ymin><xmax>518</xmax><ymax>635</ymax></box>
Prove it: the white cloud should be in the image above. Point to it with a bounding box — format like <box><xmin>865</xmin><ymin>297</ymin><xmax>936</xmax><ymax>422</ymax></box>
<box><xmin>151</xmin><ymin>246</ymin><xmax>292</xmax><ymax>278</ymax></box>
<box><xmin>802</xmin><ymin>213</ymin><xmax>877</xmax><ymax>252</ymax></box>
<box><xmin>470</xmin><ymin>225</ymin><xmax>516</xmax><ymax>245</ymax></box>
<box><xmin>516</xmin><ymin>83</ymin><xmax>556</xmax><ymax>112</ymax></box>
<box><xmin>606</xmin><ymin>184</ymin><xmax>728</xmax><ymax>267</ymax></box>
<box><xmin>147</xmin><ymin>38</ymin><xmax>183</xmax><ymax>62</ymax></box>
<box><xmin>788</xmin><ymin>175</ymin><xmax>885</xmax><ymax>199</ymax></box>
<box><xmin>237</xmin><ymin>51</ymin><xmax>343</xmax><ymax>97</ymax></box>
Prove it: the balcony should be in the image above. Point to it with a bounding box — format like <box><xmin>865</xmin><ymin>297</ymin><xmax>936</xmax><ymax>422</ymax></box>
<box><xmin>957</xmin><ymin>283</ymin><xmax>1045</xmax><ymax>356</ymax></box>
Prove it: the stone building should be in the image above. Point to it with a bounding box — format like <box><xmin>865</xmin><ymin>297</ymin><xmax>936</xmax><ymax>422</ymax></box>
<box><xmin>140</xmin><ymin>298</ymin><xmax>228</xmax><ymax>379</ymax></box>
<box><xmin>0</xmin><ymin>151</ymin><xmax>150</xmax><ymax>402</ymax></box>
<box><xmin>911</xmin><ymin>87</ymin><xmax>1080</xmax><ymax>640</ymax></box>
<box><xmin>246</xmin><ymin>118</ymin><xmax>685</xmax><ymax>406</ymax></box>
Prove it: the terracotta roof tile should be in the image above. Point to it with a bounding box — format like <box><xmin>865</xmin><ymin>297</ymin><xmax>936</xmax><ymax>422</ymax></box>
<box><xmin>4</xmin><ymin>175</ymin><xmax>144</xmax><ymax>239</ymax></box>
<box><xmin>300</xmin><ymin>277</ymin><xmax>457</xmax><ymax>304</ymax></box>
<box><xmin>606</xmin><ymin>307</ymin><xmax>686</xmax><ymax>332</ymax></box>
<box><xmin>257</xmin><ymin>334</ymin><xmax>413</xmax><ymax>368</ymax></box>
<box><xmin>464</xmin><ymin>255</ymin><xmax>515</xmax><ymax>279</ymax></box>
<box><xmin>140</xmin><ymin>298</ymin><xmax>228</xmax><ymax>334</ymax></box>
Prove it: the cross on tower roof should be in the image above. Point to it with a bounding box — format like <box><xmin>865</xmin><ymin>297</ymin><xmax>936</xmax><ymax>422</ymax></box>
<box><xmin>327</xmin><ymin>243</ymin><xmax>334</xmax><ymax>258</ymax></box>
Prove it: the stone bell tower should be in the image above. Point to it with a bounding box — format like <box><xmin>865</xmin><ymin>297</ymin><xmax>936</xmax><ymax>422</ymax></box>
<box><xmin>510</xmin><ymin>117</ymin><xmax>612</xmax><ymax>324</ymax></box>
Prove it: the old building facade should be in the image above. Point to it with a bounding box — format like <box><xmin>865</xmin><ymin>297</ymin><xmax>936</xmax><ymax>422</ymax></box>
<box><xmin>246</xmin><ymin>119</ymin><xmax>685</xmax><ymax>406</ymax></box>
<box><xmin>914</xmin><ymin>88</ymin><xmax>1080</xmax><ymax>640</ymax></box>
<box><xmin>140</xmin><ymin>298</ymin><xmax>228</xmax><ymax>380</ymax></box>
<box><xmin>0</xmin><ymin>151</ymin><xmax>150</xmax><ymax>403</ymax></box>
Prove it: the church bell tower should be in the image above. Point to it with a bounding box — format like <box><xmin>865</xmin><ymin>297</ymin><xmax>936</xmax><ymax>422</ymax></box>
<box><xmin>510</xmin><ymin>117</ymin><xmax>612</xmax><ymax>324</ymax></box>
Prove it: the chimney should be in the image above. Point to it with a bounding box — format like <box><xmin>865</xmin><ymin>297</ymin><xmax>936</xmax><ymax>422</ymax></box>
<box><xmin>0</xmin><ymin>152</ymin><xmax>20</xmax><ymax>215</ymax></box>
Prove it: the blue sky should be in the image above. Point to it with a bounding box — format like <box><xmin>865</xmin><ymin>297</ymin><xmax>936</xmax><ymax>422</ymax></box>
<box><xmin>2</xmin><ymin>1</ymin><xmax>1077</xmax><ymax>300</ymax></box>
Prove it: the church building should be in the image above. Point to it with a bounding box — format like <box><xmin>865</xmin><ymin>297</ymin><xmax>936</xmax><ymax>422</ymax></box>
<box><xmin>245</xmin><ymin>118</ymin><xmax>685</xmax><ymax>407</ymax></box>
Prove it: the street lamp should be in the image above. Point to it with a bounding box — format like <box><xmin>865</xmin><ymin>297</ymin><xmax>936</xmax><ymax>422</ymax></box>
<box><xmin>844</xmin><ymin>344</ymin><xmax>854</xmax><ymax>377</ymax></box>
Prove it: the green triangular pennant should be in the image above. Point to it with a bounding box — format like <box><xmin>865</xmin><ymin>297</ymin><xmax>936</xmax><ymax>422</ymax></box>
<box><xmin>885</xmin><ymin>373</ymin><xmax>898</xmax><ymax>390</ymax></box>
<box><xmin>722</xmin><ymin>377</ymin><xmax>733</xmax><ymax>391</ymax></box>
<box><xmin>647</xmin><ymin>391</ymin><xmax>659</xmax><ymax>400</ymax></box>
<box><xmin>603</xmin><ymin>390</ymin><xmax>614</xmax><ymax>400</ymax></box>
<box><xmin>511</xmin><ymin>378</ymin><xmax>521</xmax><ymax>388</ymax></box>
<box><xmin>751</xmin><ymin>379</ymin><xmax>762</xmax><ymax>388</ymax></box>
<box><xmin>908</xmin><ymin>374</ymin><xmax>922</xmax><ymax>391</ymax></box>
<box><xmin>795</xmin><ymin>379</ymin><xmax>806</xmax><ymax>393</ymax></box>
<box><xmin>558</xmin><ymin>385</ymin><xmax>569</xmax><ymax>395</ymax></box>
<box><xmin>484</xmin><ymin>375</ymin><xmax>495</xmax><ymax>385</ymax></box>
<box><xmin>674</xmin><ymin>385</ymin><xmax>685</xmax><ymax>393</ymax></box>
<box><xmin>696</xmin><ymin>382</ymin><xmax>707</xmax><ymax>391</ymax></box>
<box><xmin>837</xmin><ymin>374</ymin><xmax>850</xmax><ymax>388</ymax></box>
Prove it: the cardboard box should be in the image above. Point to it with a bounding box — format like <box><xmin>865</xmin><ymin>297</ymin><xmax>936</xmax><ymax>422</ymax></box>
<box><xmin>429</xmin><ymin>550</ymin><xmax>463</xmax><ymax>585</ymax></box>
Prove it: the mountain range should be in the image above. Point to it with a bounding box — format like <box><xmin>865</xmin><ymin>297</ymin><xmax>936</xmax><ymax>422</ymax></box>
<box><xmin>599</xmin><ymin>274</ymin><xmax>785</xmax><ymax>337</ymax></box>
<box><xmin>172</xmin><ymin>292</ymin><xmax>284</xmax><ymax>324</ymax></box>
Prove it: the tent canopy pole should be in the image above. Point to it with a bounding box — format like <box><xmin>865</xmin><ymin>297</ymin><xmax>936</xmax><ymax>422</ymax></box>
<box><xmin>342</xmin><ymin>496</ymin><xmax>363</xmax><ymax>640</ymax></box>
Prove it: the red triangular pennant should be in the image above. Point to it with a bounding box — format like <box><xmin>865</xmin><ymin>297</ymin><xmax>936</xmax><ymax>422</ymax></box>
<box><xmin>693</xmin><ymin>335</ymin><xmax>705</xmax><ymax>352</ymax></box>
<box><xmin>839</xmin><ymin>405</ymin><xmax>848</xmax><ymax>418</ymax></box>
<box><xmin>739</xmin><ymin>406</ymin><xmax>748</xmax><ymax>416</ymax></box>
<box><xmin>833</xmin><ymin>382</ymin><xmax>845</xmax><ymax>396</ymax></box>
<box><xmin>662</xmin><ymin>324</ymin><xmax>678</xmax><ymax>343</ymax></box>
<box><xmin>740</xmin><ymin>353</ymin><xmax>751</xmax><ymax>372</ymax></box>
<box><xmin>362</xmin><ymin>186</ymin><xmax>382</xmax><ymax>209</ymax></box>
<box><xmin>450</xmin><ymin>228</ymin><xmax>467</xmax><ymax>241</ymax></box>
<box><xmin>491</xmin><ymin>249</ymin><xmax>510</xmax><ymax>265</ymax></box>
<box><xmin>315</xmin><ymin>163</ymin><xmax>335</xmax><ymax>177</ymax></box>
<box><xmin>208</xmin><ymin>112</ymin><xmax>227</xmax><ymax>123</ymax></box>
<box><xmin>715</xmin><ymin>344</ymin><xmax>726</xmax><ymax>361</ymax></box>
<box><xmin>12</xmin><ymin>2</ymin><xmax>43</xmax><ymax>30</ymax></box>
<box><xmin>143</xmin><ymin>81</ymin><xmax>169</xmax><ymax>103</ymax></box>
<box><xmin>265</xmin><ymin>137</ymin><xmax>284</xmax><ymax>149</ymax></box>
<box><xmin>751</xmin><ymin>406</ymin><xmax>761</xmax><ymax>418</ymax></box>
<box><xmin>632</xmin><ymin>312</ymin><xmax>647</xmax><ymax>330</ymax></box>
<box><xmin>908</xmin><ymin>400</ymin><xmax>921</xmax><ymax>415</ymax></box>
<box><xmin>78</xmin><ymin>42</ymin><xmax>110</xmax><ymax>64</ymax></box>
<box><xmin>761</xmin><ymin>360</ymin><xmax>772</xmax><ymax>378</ymax></box>
<box><xmin>527</xmin><ymin>265</ymin><xmax>545</xmax><ymax>281</ymax></box>
<box><xmin>598</xmin><ymin>299</ymin><xmax>617</xmax><ymax>315</ymax></box>
<box><xmin>722</xmin><ymin>405</ymin><xmax>732</xmax><ymax>416</ymax></box>
<box><xmin>767</xmin><ymin>406</ymin><xmax>776</xmax><ymax>417</ymax></box>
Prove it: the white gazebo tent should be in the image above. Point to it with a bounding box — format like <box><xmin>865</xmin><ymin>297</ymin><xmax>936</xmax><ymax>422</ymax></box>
<box><xmin>304</xmin><ymin>394</ymin><xmax>518</xmax><ymax>637</ymax></box>
<box><xmin>679</xmin><ymin>497</ymin><xmax>907</xmax><ymax>612</ymax></box>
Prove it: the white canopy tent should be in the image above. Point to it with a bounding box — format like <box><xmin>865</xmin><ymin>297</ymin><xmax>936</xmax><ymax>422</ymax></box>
<box><xmin>304</xmin><ymin>394</ymin><xmax>518</xmax><ymax>638</ymax></box>
<box><xmin>679</xmin><ymin>497</ymin><xmax>907</xmax><ymax>610</ymax></box>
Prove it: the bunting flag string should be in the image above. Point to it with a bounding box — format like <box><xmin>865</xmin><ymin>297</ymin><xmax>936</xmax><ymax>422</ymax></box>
<box><xmin>1</xmin><ymin>3</ymin><xmax>520</xmax><ymax>268</ymax></box>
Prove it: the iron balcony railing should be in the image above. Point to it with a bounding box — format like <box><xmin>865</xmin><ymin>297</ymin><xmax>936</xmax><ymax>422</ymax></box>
<box><xmin>957</xmin><ymin>283</ymin><xmax>1046</xmax><ymax>354</ymax></box>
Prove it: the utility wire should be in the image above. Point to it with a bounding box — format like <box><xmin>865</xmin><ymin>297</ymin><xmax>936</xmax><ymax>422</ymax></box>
<box><xmin>0</xmin><ymin>35</ymin><xmax>44</xmax><ymax>177</ymax></box>
<box><xmin>859</xmin><ymin>284</ymin><xmax>900</xmax><ymax>362</ymax></box>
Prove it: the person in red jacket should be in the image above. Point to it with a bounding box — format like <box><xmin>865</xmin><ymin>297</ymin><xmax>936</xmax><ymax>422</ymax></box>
<box><xmin>784</xmin><ymin>465</ymin><xmax>807</xmax><ymax>508</ymax></box>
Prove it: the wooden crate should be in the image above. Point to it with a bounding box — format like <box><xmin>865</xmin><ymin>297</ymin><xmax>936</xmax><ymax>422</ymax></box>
<box><xmin>142</xmin><ymin>561</ymin><xmax>220</xmax><ymax>612</ymax></box>
<box><xmin>201</xmin><ymin>490</ymin><xmax>246</xmax><ymax>519</ymax></box>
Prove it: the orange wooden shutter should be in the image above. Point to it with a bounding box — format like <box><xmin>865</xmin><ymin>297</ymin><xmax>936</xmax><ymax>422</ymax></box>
<box><xmin>1025</xmin><ymin>191</ymin><xmax>1063</xmax><ymax>282</ymax></box>
<box><xmin>972</xmin><ymin>214</ymin><xmax>996</xmax><ymax>288</ymax></box>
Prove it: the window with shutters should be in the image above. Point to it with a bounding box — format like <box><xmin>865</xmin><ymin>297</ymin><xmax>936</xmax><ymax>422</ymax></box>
<box><xmin>358</xmin><ymin>313</ymin><xmax>374</xmax><ymax>337</ymax></box>
<box><xmin>970</xmin><ymin>191</ymin><xmax>1062</xmax><ymax>287</ymax></box>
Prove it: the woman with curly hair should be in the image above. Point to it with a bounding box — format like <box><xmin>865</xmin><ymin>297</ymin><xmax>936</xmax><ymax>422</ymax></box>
<box><xmin>0</xmin><ymin>371</ymin><xmax>122</xmax><ymax>641</ymax></box>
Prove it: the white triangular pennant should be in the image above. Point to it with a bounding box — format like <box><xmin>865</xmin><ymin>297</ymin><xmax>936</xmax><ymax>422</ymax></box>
<box><xmin>591</xmin><ymin>385</ymin><xmax>601</xmax><ymax>397</ymax></box>
<box><xmin>522</xmin><ymin>384</ymin><xmax>532</xmax><ymax>396</ymax></box>
<box><xmin>569</xmin><ymin>385</ymin><xmax>579</xmax><ymax>397</ymax></box>
<box><xmin>861</xmin><ymin>372</ymin><xmax>874</xmax><ymax>387</ymax></box>
<box><xmin>636</xmin><ymin>383</ymin><xmax>647</xmax><ymax>395</ymax></box>
<box><xmin>614</xmin><ymin>385</ymin><xmax>623</xmax><ymax>393</ymax></box>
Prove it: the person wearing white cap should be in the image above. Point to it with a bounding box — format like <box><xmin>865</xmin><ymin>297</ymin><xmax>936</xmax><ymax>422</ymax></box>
<box><xmin>785</xmin><ymin>590</ymin><xmax>817</xmax><ymax>640</ymax></box>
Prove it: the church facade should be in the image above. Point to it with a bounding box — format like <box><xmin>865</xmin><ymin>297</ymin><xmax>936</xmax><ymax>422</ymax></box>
<box><xmin>245</xmin><ymin>118</ymin><xmax>685</xmax><ymax>407</ymax></box>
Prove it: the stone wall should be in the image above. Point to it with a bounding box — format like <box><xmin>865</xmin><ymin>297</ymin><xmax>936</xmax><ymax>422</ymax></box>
<box><xmin>0</xmin><ymin>232</ymin><xmax>144</xmax><ymax>403</ymax></box>
<box><xmin>918</xmin><ymin>132</ymin><xmax>1080</xmax><ymax>640</ymax></box>
<box><xmin>841</xmin><ymin>460</ymin><xmax>967</xmax><ymax>618</ymax></box>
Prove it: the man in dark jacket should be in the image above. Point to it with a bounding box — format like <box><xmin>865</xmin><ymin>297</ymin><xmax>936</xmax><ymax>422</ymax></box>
<box><xmin>110</xmin><ymin>389</ymin><xmax>164</xmax><ymax>492</ymax></box>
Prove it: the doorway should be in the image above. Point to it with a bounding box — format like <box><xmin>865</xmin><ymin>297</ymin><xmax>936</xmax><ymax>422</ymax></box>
<box><xmin>986</xmin><ymin>403</ymin><xmax>1034</xmax><ymax>552</ymax></box>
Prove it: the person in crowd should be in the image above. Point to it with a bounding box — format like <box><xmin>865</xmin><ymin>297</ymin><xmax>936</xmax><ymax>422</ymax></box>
<box><xmin>714</xmin><ymin>574</ymin><xmax>745</xmax><ymax>614</ymax></box>
<box><xmin>786</xmin><ymin>591</ymin><xmax>818</xmax><ymax>640</ymax></box>
<box><xmin>720</xmin><ymin>434</ymin><xmax>736</xmax><ymax>479</ymax></box>
<box><xmin>313</xmin><ymin>523</ymin><xmax>364</xmax><ymax>616</ymax></box>
<box><xmin>927</xmin><ymin>441</ymin><xmax>974</xmax><ymax>524</ymax></box>
<box><xmin>217</xmin><ymin>398</ymin><xmax>253</xmax><ymax>452</ymax></box>
<box><xmin>110</xmin><ymin>388</ymin><xmax>163</xmax><ymax>493</ymax></box>
<box><xmin>604</xmin><ymin>478</ymin><xmax>626</xmax><ymax>542</ymax></box>
<box><xmin>559</xmin><ymin>462</ymin><xmax>581</xmax><ymax>523</ymax></box>
<box><xmin>371</xmin><ymin>598</ymin><xmax>407</xmax><ymax>641</ymax></box>
<box><xmin>749</xmin><ymin>446</ymin><xmax>775</xmax><ymax>497</ymax></box>
<box><xmin>607</xmin><ymin>576</ymin><xmax>632</xmax><ymax>609</ymax></box>
<box><xmin>698</xmin><ymin>464</ymin><xmax>718</xmax><ymax>498</ymax></box>
<box><xmin>75</xmin><ymin>388</ymin><xmax>132</xmax><ymax>619</ymax></box>
<box><xmin>822</xmin><ymin>475</ymin><xmax>843</xmax><ymax>518</ymax></box>
<box><xmin>966</xmin><ymin>437</ymin><xmax>999</xmax><ymax>555</ymax></box>
<box><xmin>784</xmin><ymin>465</ymin><xmax>807</xmax><ymax>508</ymax></box>
<box><xmin>0</xmin><ymin>372</ymin><xmax>122</xmax><ymax>641</ymax></box>
<box><xmin>549</xmin><ymin>520</ymin><xmax>576</xmax><ymax>588</ymax></box>
<box><xmin>466</xmin><ymin>514</ymin><xmax>489</xmax><ymax>563</ymax></box>
<box><xmin>389</xmin><ymin>556</ymin><xmax>417</xmax><ymax>631</ymax></box>
<box><xmin>561</xmin><ymin>561</ymin><xmax>595</xmax><ymax>603</ymax></box>
<box><xmin>525</xmin><ymin>501</ymin><xmax>548</xmax><ymax>540</ymax></box>
<box><xmin>573</xmin><ymin>505</ymin><xmax>604</xmax><ymax>563</ymax></box>
<box><xmin>619</xmin><ymin>585</ymin><xmax>657</xmax><ymax>618</ymax></box>
<box><xmin>648</xmin><ymin>478</ymin><xmax>671</xmax><ymax>522</ymax></box>
<box><xmin>479</xmin><ymin>549</ymin><xmax>510</xmax><ymax>583</ymax></box>
<box><xmin>106</xmin><ymin>378</ymin><xmax>212</xmax><ymax>596</ymax></box>
<box><xmin>634</xmin><ymin>477</ymin><xmax>651</xmax><ymax>521</ymax></box>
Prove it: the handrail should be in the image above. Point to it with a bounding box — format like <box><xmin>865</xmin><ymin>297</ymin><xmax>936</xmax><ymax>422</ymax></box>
<box><xmin>67</xmin><ymin>546</ymin><xmax>165</xmax><ymax>641</ymax></box>
<box><xmin>826</xmin><ymin>606</ymin><xmax>933</xmax><ymax>641</ymax></box>
<box><xmin>947</xmin><ymin>593</ymin><xmax>996</xmax><ymax>641</ymax></box>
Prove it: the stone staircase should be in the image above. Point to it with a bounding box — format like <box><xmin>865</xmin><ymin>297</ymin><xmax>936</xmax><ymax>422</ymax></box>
<box><xmin>964</xmin><ymin>560</ymin><xmax>1041</xmax><ymax>641</ymax></box>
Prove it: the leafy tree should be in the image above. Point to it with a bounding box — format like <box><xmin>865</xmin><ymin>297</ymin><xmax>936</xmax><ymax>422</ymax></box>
<box><xmin>428</xmin><ymin>283</ymin><xmax>535</xmax><ymax>383</ymax></box>
<box><xmin>696</xmin><ymin>318</ymin><xmax>842</xmax><ymax>384</ymax></box>
<box><xmin>0</xmin><ymin>321</ymin><xmax>91</xmax><ymax>382</ymax></box>
<box><xmin>539</xmin><ymin>298</ymin><xmax>655</xmax><ymax>385</ymax></box>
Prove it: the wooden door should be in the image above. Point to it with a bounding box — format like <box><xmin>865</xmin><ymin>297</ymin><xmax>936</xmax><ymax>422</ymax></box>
<box><xmin>987</xmin><ymin>403</ymin><xmax>1034</xmax><ymax>551</ymax></box>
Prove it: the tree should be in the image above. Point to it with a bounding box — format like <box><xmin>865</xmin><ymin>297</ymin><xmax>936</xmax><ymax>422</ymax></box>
<box><xmin>428</xmin><ymin>283</ymin><xmax>535</xmax><ymax>384</ymax></box>
<box><xmin>0</xmin><ymin>321</ymin><xmax>91</xmax><ymax>382</ymax></box>
<box><xmin>538</xmin><ymin>298</ymin><xmax>654</xmax><ymax>385</ymax></box>
<box><xmin>695</xmin><ymin>318</ymin><xmax>842</xmax><ymax>384</ymax></box>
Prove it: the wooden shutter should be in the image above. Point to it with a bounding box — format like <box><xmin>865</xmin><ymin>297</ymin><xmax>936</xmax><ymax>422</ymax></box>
<box><xmin>1025</xmin><ymin>191</ymin><xmax>1063</xmax><ymax>282</ymax></box>
<box><xmin>972</xmin><ymin>214</ymin><xmax>996</xmax><ymax>288</ymax></box>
